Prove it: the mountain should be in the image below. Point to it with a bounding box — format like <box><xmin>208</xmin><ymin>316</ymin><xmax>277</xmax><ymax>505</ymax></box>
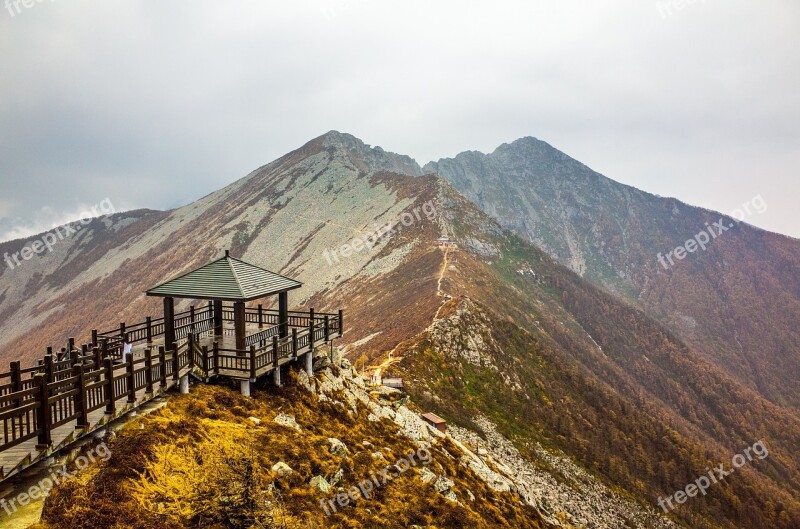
<box><xmin>425</xmin><ymin>138</ymin><xmax>800</xmax><ymax>410</ymax></box>
<box><xmin>2</xmin><ymin>131</ymin><xmax>799</xmax><ymax>528</ymax></box>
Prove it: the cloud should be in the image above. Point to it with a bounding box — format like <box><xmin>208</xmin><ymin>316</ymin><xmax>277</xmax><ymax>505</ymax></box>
<box><xmin>0</xmin><ymin>0</ymin><xmax>798</xmax><ymax>236</ymax></box>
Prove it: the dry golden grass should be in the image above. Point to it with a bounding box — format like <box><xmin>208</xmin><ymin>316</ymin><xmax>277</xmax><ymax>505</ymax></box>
<box><xmin>34</xmin><ymin>370</ymin><xmax>555</xmax><ymax>529</ymax></box>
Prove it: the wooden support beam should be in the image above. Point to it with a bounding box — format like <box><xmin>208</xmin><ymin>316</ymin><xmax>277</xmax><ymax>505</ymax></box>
<box><xmin>234</xmin><ymin>301</ymin><xmax>246</xmax><ymax>351</ymax></box>
<box><xmin>163</xmin><ymin>297</ymin><xmax>176</xmax><ymax>349</ymax></box>
<box><xmin>279</xmin><ymin>292</ymin><xmax>289</xmax><ymax>339</ymax></box>
<box><xmin>214</xmin><ymin>300</ymin><xmax>223</xmax><ymax>336</ymax></box>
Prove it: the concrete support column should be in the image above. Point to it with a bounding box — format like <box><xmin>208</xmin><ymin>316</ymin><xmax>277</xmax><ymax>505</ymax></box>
<box><xmin>273</xmin><ymin>367</ymin><xmax>281</xmax><ymax>387</ymax></box>
<box><xmin>179</xmin><ymin>374</ymin><xmax>189</xmax><ymax>394</ymax></box>
<box><xmin>240</xmin><ymin>379</ymin><xmax>251</xmax><ymax>397</ymax></box>
<box><xmin>305</xmin><ymin>352</ymin><xmax>313</xmax><ymax>376</ymax></box>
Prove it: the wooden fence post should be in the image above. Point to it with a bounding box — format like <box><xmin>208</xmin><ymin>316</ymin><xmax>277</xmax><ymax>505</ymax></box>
<box><xmin>338</xmin><ymin>309</ymin><xmax>344</xmax><ymax>337</ymax></box>
<box><xmin>258</xmin><ymin>304</ymin><xmax>264</xmax><ymax>328</ymax></box>
<box><xmin>91</xmin><ymin>329</ymin><xmax>98</xmax><ymax>347</ymax></box>
<box><xmin>190</xmin><ymin>305</ymin><xmax>196</xmax><ymax>333</ymax></box>
<box><xmin>213</xmin><ymin>342</ymin><xmax>220</xmax><ymax>375</ymax></box>
<box><xmin>146</xmin><ymin>317</ymin><xmax>153</xmax><ymax>343</ymax></box>
<box><xmin>324</xmin><ymin>315</ymin><xmax>330</xmax><ymax>342</ymax></box>
<box><xmin>126</xmin><ymin>353</ymin><xmax>136</xmax><ymax>404</ymax></box>
<box><xmin>292</xmin><ymin>328</ymin><xmax>298</xmax><ymax>358</ymax></box>
<box><xmin>202</xmin><ymin>346</ymin><xmax>209</xmax><ymax>376</ymax></box>
<box><xmin>158</xmin><ymin>346</ymin><xmax>167</xmax><ymax>388</ymax></box>
<box><xmin>10</xmin><ymin>361</ymin><xmax>21</xmax><ymax>408</ymax></box>
<box><xmin>273</xmin><ymin>336</ymin><xmax>279</xmax><ymax>368</ymax></box>
<box><xmin>119</xmin><ymin>323</ymin><xmax>126</xmax><ymax>338</ymax></box>
<box><xmin>144</xmin><ymin>348</ymin><xmax>154</xmax><ymax>394</ymax></box>
<box><xmin>93</xmin><ymin>347</ymin><xmax>102</xmax><ymax>369</ymax></box>
<box><xmin>35</xmin><ymin>374</ymin><xmax>52</xmax><ymax>449</ymax></box>
<box><xmin>171</xmin><ymin>343</ymin><xmax>180</xmax><ymax>382</ymax></box>
<box><xmin>43</xmin><ymin>355</ymin><xmax>54</xmax><ymax>383</ymax></box>
<box><xmin>68</xmin><ymin>338</ymin><xmax>77</xmax><ymax>367</ymax></box>
<box><xmin>74</xmin><ymin>364</ymin><xmax>88</xmax><ymax>430</ymax></box>
<box><xmin>104</xmin><ymin>358</ymin><xmax>116</xmax><ymax>415</ymax></box>
<box><xmin>250</xmin><ymin>346</ymin><xmax>257</xmax><ymax>379</ymax></box>
<box><xmin>309</xmin><ymin>308</ymin><xmax>315</xmax><ymax>350</ymax></box>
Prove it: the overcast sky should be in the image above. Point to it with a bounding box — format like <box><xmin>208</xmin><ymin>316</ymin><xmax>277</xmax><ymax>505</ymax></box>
<box><xmin>1</xmin><ymin>0</ymin><xmax>798</xmax><ymax>241</ymax></box>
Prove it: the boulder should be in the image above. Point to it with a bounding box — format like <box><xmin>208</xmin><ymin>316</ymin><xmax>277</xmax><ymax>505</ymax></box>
<box><xmin>310</xmin><ymin>475</ymin><xmax>331</xmax><ymax>493</ymax></box>
<box><xmin>271</xmin><ymin>462</ymin><xmax>293</xmax><ymax>477</ymax></box>
<box><xmin>273</xmin><ymin>413</ymin><xmax>302</xmax><ymax>432</ymax></box>
<box><xmin>327</xmin><ymin>437</ymin><xmax>349</xmax><ymax>457</ymax></box>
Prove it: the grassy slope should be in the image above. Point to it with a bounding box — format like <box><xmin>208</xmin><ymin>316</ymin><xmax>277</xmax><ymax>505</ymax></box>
<box><xmin>33</xmin><ymin>374</ymin><xmax>555</xmax><ymax>529</ymax></box>
<box><xmin>395</xmin><ymin>185</ymin><xmax>800</xmax><ymax>529</ymax></box>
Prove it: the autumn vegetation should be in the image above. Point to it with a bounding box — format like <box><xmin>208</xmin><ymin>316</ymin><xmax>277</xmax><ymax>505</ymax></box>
<box><xmin>34</xmin><ymin>372</ymin><xmax>556</xmax><ymax>529</ymax></box>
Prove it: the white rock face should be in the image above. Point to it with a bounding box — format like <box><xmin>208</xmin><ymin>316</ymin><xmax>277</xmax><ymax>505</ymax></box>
<box><xmin>273</xmin><ymin>413</ymin><xmax>302</xmax><ymax>432</ymax></box>
<box><xmin>449</xmin><ymin>416</ymin><xmax>679</xmax><ymax>529</ymax></box>
<box><xmin>309</xmin><ymin>357</ymin><xmax>676</xmax><ymax>529</ymax></box>
<box><xmin>327</xmin><ymin>437</ymin><xmax>349</xmax><ymax>457</ymax></box>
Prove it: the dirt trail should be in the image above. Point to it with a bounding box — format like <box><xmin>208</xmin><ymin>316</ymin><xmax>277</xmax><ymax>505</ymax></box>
<box><xmin>433</xmin><ymin>246</ymin><xmax>451</xmax><ymax>320</ymax></box>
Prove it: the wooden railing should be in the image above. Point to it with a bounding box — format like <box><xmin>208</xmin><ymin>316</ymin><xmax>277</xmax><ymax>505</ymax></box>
<box><xmin>0</xmin><ymin>344</ymin><xmax>191</xmax><ymax>464</ymax></box>
<box><xmin>0</xmin><ymin>305</ymin><xmax>343</xmax><ymax>474</ymax></box>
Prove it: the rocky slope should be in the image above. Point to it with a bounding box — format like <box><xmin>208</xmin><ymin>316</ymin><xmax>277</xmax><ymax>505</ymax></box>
<box><xmin>426</xmin><ymin>138</ymin><xmax>800</xmax><ymax>410</ymax></box>
<box><xmin>32</xmin><ymin>354</ymin><xmax>676</xmax><ymax>529</ymax></box>
<box><xmin>0</xmin><ymin>131</ymin><xmax>438</xmax><ymax>366</ymax></box>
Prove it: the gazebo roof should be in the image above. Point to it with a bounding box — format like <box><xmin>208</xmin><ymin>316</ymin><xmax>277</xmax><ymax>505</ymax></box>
<box><xmin>146</xmin><ymin>251</ymin><xmax>302</xmax><ymax>301</ymax></box>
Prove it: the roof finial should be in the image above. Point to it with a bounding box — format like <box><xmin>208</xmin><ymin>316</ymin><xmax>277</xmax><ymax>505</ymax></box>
<box><xmin>225</xmin><ymin>249</ymin><xmax>230</xmax><ymax>258</ymax></box>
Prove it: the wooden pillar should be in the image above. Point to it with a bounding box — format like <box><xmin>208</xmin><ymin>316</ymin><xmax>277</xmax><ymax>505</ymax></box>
<box><xmin>158</xmin><ymin>346</ymin><xmax>167</xmax><ymax>388</ymax></box>
<box><xmin>213</xmin><ymin>300</ymin><xmax>223</xmax><ymax>336</ymax></box>
<box><xmin>126</xmin><ymin>353</ymin><xmax>136</xmax><ymax>404</ymax></box>
<box><xmin>163</xmin><ymin>297</ymin><xmax>176</xmax><ymax>349</ymax></box>
<box><xmin>35</xmin><ymin>374</ymin><xmax>52</xmax><ymax>449</ymax></box>
<box><xmin>10</xmin><ymin>362</ymin><xmax>21</xmax><ymax>405</ymax></box>
<box><xmin>278</xmin><ymin>292</ymin><xmax>288</xmax><ymax>338</ymax></box>
<box><xmin>338</xmin><ymin>309</ymin><xmax>344</xmax><ymax>337</ymax></box>
<box><xmin>74</xmin><ymin>364</ymin><xmax>88</xmax><ymax>430</ymax></box>
<box><xmin>144</xmin><ymin>348</ymin><xmax>154</xmax><ymax>394</ymax></box>
<box><xmin>104</xmin><ymin>358</ymin><xmax>116</xmax><ymax>415</ymax></box>
<box><xmin>234</xmin><ymin>301</ymin><xmax>246</xmax><ymax>351</ymax></box>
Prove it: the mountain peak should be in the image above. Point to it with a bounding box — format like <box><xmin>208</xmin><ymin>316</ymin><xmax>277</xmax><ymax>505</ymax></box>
<box><xmin>307</xmin><ymin>130</ymin><xmax>423</xmax><ymax>176</ymax></box>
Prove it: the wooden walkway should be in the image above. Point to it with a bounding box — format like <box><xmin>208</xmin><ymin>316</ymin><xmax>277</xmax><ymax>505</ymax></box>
<box><xmin>0</xmin><ymin>351</ymin><xmax>190</xmax><ymax>481</ymax></box>
<box><xmin>0</xmin><ymin>307</ymin><xmax>342</xmax><ymax>483</ymax></box>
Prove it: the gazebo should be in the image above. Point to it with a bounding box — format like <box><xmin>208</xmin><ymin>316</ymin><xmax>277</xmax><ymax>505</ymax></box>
<box><xmin>146</xmin><ymin>250</ymin><xmax>301</xmax><ymax>351</ymax></box>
